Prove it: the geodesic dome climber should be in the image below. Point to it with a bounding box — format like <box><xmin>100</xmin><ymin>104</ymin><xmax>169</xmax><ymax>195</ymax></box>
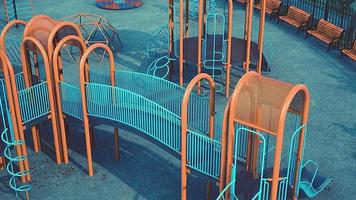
<box><xmin>217</xmin><ymin>72</ymin><xmax>333</xmax><ymax>200</ymax></box>
<box><xmin>149</xmin><ymin>0</ymin><xmax>269</xmax><ymax>97</ymax></box>
<box><xmin>62</xmin><ymin>13</ymin><xmax>122</xmax><ymax>62</ymax></box>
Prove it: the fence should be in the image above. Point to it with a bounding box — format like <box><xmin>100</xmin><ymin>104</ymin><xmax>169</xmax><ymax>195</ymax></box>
<box><xmin>281</xmin><ymin>0</ymin><xmax>356</xmax><ymax>48</ymax></box>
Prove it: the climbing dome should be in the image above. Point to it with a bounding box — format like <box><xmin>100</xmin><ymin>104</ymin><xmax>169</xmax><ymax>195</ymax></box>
<box><xmin>95</xmin><ymin>0</ymin><xmax>143</xmax><ymax>10</ymax></box>
<box><xmin>62</xmin><ymin>14</ymin><xmax>122</xmax><ymax>62</ymax></box>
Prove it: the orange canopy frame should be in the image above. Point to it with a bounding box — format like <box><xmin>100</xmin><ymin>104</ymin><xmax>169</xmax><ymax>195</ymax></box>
<box><xmin>225</xmin><ymin>71</ymin><xmax>310</xmax><ymax>200</ymax></box>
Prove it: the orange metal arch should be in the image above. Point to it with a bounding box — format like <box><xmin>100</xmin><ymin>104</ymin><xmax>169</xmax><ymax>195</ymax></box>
<box><xmin>47</xmin><ymin>21</ymin><xmax>83</xmax><ymax>62</ymax></box>
<box><xmin>218</xmin><ymin>97</ymin><xmax>231</xmax><ymax>192</ymax></box>
<box><xmin>275</xmin><ymin>84</ymin><xmax>310</xmax><ymax>200</ymax></box>
<box><xmin>225</xmin><ymin>72</ymin><xmax>310</xmax><ymax>200</ymax></box>
<box><xmin>79</xmin><ymin>43</ymin><xmax>117</xmax><ymax>176</ymax></box>
<box><xmin>181</xmin><ymin>73</ymin><xmax>215</xmax><ymax>200</ymax></box>
<box><xmin>20</xmin><ymin>37</ymin><xmax>64</xmax><ymax>164</ymax></box>
<box><xmin>0</xmin><ymin>49</ymin><xmax>29</xmax><ymax>182</ymax></box>
<box><xmin>0</xmin><ymin>19</ymin><xmax>27</xmax><ymax>52</ymax></box>
<box><xmin>52</xmin><ymin>35</ymin><xmax>87</xmax><ymax>164</ymax></box>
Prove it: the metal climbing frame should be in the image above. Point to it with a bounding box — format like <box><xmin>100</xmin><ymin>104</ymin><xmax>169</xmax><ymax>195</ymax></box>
<box><xmin>220</xmin><ymin>72</ymin><xmax>311</xmax><ymax>200</ymax></box>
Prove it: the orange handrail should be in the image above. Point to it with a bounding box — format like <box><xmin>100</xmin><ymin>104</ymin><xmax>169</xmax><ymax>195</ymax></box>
<box><xmin>0</xmin><ymin>19</ymin><xmax>27</xmax><ymax>52</ymax></box>
<box><xmin>52</xmin><ymin>35</ymin><xmax>87</xmax><ymax>164</ymax></box>
<box><xmin>181</xmin><ymin>73</ymin><xmax>215</xmax><ymax>200</ymax></box>
<box><xmin>0</xmin><ymin>49</ymin><xmax>28</xmax><ymax>182</ymax></box>
<box><xmin>225</xmin><ymin>72</ymin><xmax>310</xmax><ymax>200</ymax></box>
<box><xmin>79</xmin><ymin>43</ymin><xmax>116</xmax><ymax>176</ymax></box>
<box><xmin>47</xmin><ymin>21</ymin><xmax>82</xmax><ymax>63</ymax></box>
<box><xmin>20</xmin><ymin>37</ymin><xmax>63</xmax><ymax>164</ymax></box>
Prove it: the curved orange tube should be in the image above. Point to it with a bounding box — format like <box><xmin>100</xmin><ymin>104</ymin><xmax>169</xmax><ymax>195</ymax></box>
<box><xmin>181</xmin><ymin>73</ymin><xmax>215</xmax><ymax>200</ymax></box>
<box><xmin>79</xmin><ymin>43</ymin><xmax>116</xmax><ymax>176</ymax></box>
<box><xmin>225</xmin><ymin>0</ymin><xmax>233</xmax><ymax>97</ymax></box>
<box><xmin>52</xmin><ymin>35</ymin><xmax>87</xmax><ymax>164</ymax></box>
<box><xmin>20</xmin><ymin>37</ymin><xmax>63</xmax><ymax>164</ymax></box>
<box><xmin>0</xmin><ymin>49</ymin><xmax>28</xmax><ymax>182</ymax></box>
<box><xmin>219</xmin><ymin>97</ymin><xmax>231</xmax><ymax>192</ymax></box>
<box><xmin>226</xmin><ymin>72</ymin><xmax>310</xmax><ymax>200</ymax></box>
<box><xmin>47</xmin><ymin>21</ymin><xmax>82</xmax><ymax>63</ymax></box>
<box><xmin>0</xmin><ymin>20</ymin><xmax>27</xmax><ymax>52</ymax></box>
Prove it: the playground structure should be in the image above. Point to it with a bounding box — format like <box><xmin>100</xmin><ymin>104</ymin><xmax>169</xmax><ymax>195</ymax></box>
<box><xmin>2</xmin><ymin>0</ymin><xmax>33</xmax><ymax>23</ymax></box>
<box><xmin>95</xmin><ymin>0</ymin><xmax>143</xmax><ymax>10</ymax></box>
<box><xmin>148</xmin><ymin>0</ymin><xmax>269</xmax><ymax>96</ymax></box>
<box><xmin>50</xmin><ymin>32</ymin><xmax>331</xmax><ymax>199</ymax></box>
<box><xmin>0</xmin><ymin>12</ymin><xmax>334</xmax><ymax>200</ymax></box>
<box><xmin>62</xmin><ymin>13</ymin><xmax>122</xmax><ymax>62</ymax></box>
<box><xmin>0</xmin><ymin>15</ymin><xmax>83</xmax><ymax>198</ymax></box>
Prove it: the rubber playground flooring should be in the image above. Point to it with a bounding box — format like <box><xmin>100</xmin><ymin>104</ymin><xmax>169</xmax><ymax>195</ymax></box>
<box><xmin>0</xmin><ymin>0</ymin><xmax>356</xmax><ymax>199</ymax></box>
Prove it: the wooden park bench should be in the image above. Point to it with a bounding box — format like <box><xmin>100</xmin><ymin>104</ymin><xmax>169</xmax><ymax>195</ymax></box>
<box><xmin>306</xmin><ymin>19</ymin><xmax>344</xmax><ymax>51</ymax></box>
<box><xmin>255</xmin><ymin>0</ymin><xmax>282</xmax><ymax>20</ymax></box>
<box><xmin>340</xmin><ymin>40</ymin><xmax>356</xmax><ymax>61</ymax></box>
<box><xmin>278</xmin><ymin>6</ymin><xmax>311</xmax><ymax>34</ymax></box>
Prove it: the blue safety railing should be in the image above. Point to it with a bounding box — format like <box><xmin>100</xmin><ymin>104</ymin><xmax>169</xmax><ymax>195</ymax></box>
<box><xmin>59</xmin><ymin>81</ymin><xmax>83</xmax><ymax>120</ymax></box>
<box><xmin>86</xmin><ymin>83</ymin><xmax>182</xmax><ymax>152</ymax></box>
<box><xmin>17</xmin><ymin>82</ymin><xmax>50</xmax><ymax>124</ymax></box>
<box><xmin>218</xmin><ymin>120</ymin><xmax>311</xmax><ymax>200</ymax></box>
<box><xmin>187</xmin><ymin>130</ymin><xmax>221</xmax><ymax>179</ymax></box>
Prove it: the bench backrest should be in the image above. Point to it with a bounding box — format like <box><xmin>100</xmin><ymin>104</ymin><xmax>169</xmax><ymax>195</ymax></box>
<box><xmin>267</xmin><ymin>0</ymin><xmax>281</xmax><ymax>10</ymax></box>
<box><xmin>317</xmin><ymin>19</ymin><xmax>344</xmax><ymax>39</ymax></box>
<box><xmin>287</xmin><ymin>6</ymin><xmax>311</xmax><ymax>23</ymax></box>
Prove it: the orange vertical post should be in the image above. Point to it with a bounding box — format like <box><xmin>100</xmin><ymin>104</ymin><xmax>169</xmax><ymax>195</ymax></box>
<box><xmin>79</xmin><ymin>43</ymin><xmax>117</xmax><ymax>176</ymax></box>
<box><xmin>179</xmin><ymin>0</ymin><xmax>184</xmax><ymax>86</ymax></box>
<box><xmin>181</xmin><ymin>73</ymin><xmax>215</xmax><ymax>200</ymax></box>
<box><xmin>1</xmin><ymin>50</ymin><xmax>29</xmax><ymax>182</ymax></box>
<box><xmin>257</xmin><ymin>0</ymin><xmax>267</xmax><ymax>74</ymax></box>
<box><xmin>245</xmin><ymin>0</ymin><xmax>254</xmax><ymax>72</ymax></box>
<box><xmin>52</xmin><ymin>35</ymin><xmax>87</xmax><ymax>164</ymax></box>
<box><xmin>225</xmin><ymin>0</ymin><xmax>233</xmax><ymax>97</ymax></box>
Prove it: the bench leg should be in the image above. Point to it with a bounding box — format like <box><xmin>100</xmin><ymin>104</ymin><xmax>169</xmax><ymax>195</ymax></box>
<box><xmin>305</xmin><ymin>32</ymin><xmax>309</xmax><ymax>39</ymax></box>
<box><xmin>339</xmin><ymin>51</ymin><xmax>343</xmax><ymax>59</ymax></box>
<box><xmin>327</xmin><ymin>44</ymin><xmax>332</xmax><ymax>52</ymax></box>
<box><xmin>297</xmin><ymin>27</ymin><xmax>301</xmax><ymax>35</ymax></box>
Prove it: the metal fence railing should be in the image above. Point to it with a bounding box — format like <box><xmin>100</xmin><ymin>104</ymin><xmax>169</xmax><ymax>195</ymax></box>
<box><xmin>281</xmin><ymin>0</ymin><xmax>356</xmax><ymax>48</ymax></box>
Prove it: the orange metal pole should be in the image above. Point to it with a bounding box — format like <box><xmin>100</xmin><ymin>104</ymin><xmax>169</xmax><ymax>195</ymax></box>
<box><xmin>168</xmin><ymin>0</ymin><xmax>174</xmax><ymax>80</ymax></box>
<box><xmin>218</xmin><ymin>98</ymin><xmax>231</xmax><ymax>192</ymax></box>
<box><xmin>0</xmin><ymin>20</ymin><xmax>27</xmax><ymax>52</ymax></box>
<box><xmin>292</xmin><ymin>89</ymin><xmax>310</xmax><ymax>199</ymax></box>
<box><xmin>245</xmin><ymin>0</ymin><xmax>254</xmax><ymax>72</ymax></box>
<box><xmin>271</xmin><ymin>85</ymin><xmax>310</xmax><ymax>200</ymax></box>
<box><xmin>21</xmin><ymin>37</ymin><xmax>62</xmax><ymax>165</ymax></box>
<box><xmin>53</xmin><ymin>35</ymin><xmax>87</xmax><ymax>164</ymax></box>
<box><xmin>225</xmin><ymin>0</ymin><xmax>233</xmax><ymax>97</ymax></box>
<box><xmin>181</xmin><ymin>73</ymin><xmax>215</xmax><ymax>200</ymax></box>
<box><xmin>197</xmin><ymin>0</ymin><xmax>203</xmax><ymax>95</ymax></box>
<box><xmin>79</xmin><ymin>43</ymin><xmax>117</xmax><ymax>176</ymax></box>
<box><xmin>179</xmin><ymin>0</ymin><xmax>184</xmax><ymax>86</ymax></box>
<box><xmin>1</xmin><ymin>49</ymin><xmax>29</xmax><ymax>182</ymax></box>
<box><xmin>257</xmin><ymin>0</ymin><xmax>267</xmax><ymax>74</ymax></box>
